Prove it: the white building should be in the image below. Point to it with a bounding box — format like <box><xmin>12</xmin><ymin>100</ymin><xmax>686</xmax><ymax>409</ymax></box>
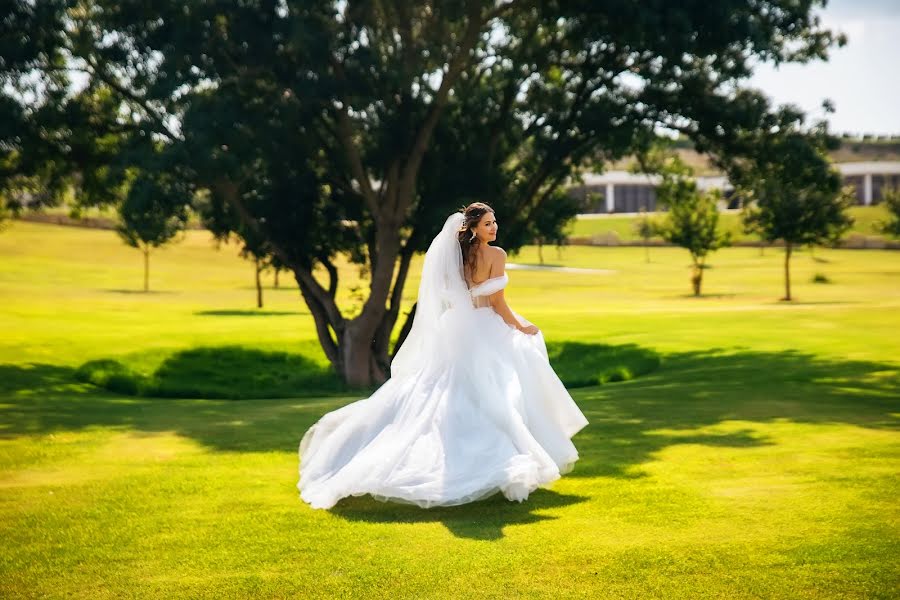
<box><xmin>569</xmin><ymin>162</ymin><xmax>900</xmax><ymax>214</ymax></box>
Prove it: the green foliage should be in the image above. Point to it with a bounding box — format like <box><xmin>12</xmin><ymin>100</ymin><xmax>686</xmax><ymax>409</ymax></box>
<box><xmin>1</xmin><ymin>0</ymin><xmax>848</xmax><ymax>382</ymax></box>
<box><xmin>656</xmin><ymin>182</ymin><xmax>731</xmax><ymax>261</ymax></box>
<box><xmin>74</xmin><ymin>359</ymin><xmax>143</xmax><ymax>396</ymax></box>
<box><xmin>633</xmin><ymin>209</ymin><xmax>660</xmax><ymax>241</ymax></box>
<box><xmin>115</xmin><ymin>172</ymin><xmax>190</xmax><ymax>250</ymax></box>
<box><xmin>641</xmin><ymin>151</ymin><xmax>731</xmax><ymax>294</ymax></box>
<box><xmin>878</xmin><ymin>187</ymin><xmax>900</xmax><ymax>238</ymax></box>
<box><xmin>741</xmin><ymin>180</ymin><xmax>855</xmax><ymax>250</ymax></box>
<box><xmin>76</xmin><ymin>346</ymin><xmax>352</xmax><ymax>400</ymax></box>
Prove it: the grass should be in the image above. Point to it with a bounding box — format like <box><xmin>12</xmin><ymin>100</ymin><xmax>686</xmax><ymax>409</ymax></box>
<box><xmin>566</xmin><ymin>204</ymin><xmax>892</xmax><ymax>242</ymax></box>
<box><xmin>34</xmin><ymin>202</ymin><xmax>894</xmax><ymax>246</ymax></box>
<box><xmin>0</xmin><ymin>220</ymin><xmax>898</xmax><ymax>599</ymax></box>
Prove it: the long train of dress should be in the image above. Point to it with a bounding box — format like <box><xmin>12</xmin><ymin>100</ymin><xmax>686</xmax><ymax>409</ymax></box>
<box><xmin>297</xmin><ymin>272</ymin><xmax>589</xmax><ymax>509</ymax></box>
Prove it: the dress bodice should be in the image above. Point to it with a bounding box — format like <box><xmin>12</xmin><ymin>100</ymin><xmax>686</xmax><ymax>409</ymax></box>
<box><xmin>467</xmin><ymin>273</ymin><xmax>508</xmax><ymax>308</ymax></box>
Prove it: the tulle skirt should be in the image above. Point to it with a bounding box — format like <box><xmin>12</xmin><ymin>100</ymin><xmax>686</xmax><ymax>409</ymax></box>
<box><xmin>297</xmin><ymin>306</ymin><xmax>589</xmax><ymax>509</ymax></box>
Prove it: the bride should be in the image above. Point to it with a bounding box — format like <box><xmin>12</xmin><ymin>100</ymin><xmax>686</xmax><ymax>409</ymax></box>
<box><xmin>297</xmin><ymin>202</ymin><xmax>589</xmax><ymax>509</ymax></box>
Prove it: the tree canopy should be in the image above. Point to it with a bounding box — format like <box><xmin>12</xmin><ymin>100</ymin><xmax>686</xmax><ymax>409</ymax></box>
<box><xmin>1</xmin><ymin>0</ymin><xmax>845</xmax><ymax>384</ymax></box>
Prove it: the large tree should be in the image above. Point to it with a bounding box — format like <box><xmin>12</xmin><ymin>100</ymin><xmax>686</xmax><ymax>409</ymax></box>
<box><xmin>1</xmin><ymin>0</ymin><xmax>844</xmax><ymax>385</ymax></box>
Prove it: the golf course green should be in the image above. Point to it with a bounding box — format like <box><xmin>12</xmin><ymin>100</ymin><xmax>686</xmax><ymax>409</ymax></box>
<box><xmin>1</xmin><ymin>220</ymin><xmax>897</xmax><ymax>598</ymax></box>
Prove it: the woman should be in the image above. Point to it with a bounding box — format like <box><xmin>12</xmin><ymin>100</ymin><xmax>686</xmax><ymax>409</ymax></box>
<box><xmin>297</xmin><ymin>202</ymin><xmax>589</xmax><ymax>509</ymax></box>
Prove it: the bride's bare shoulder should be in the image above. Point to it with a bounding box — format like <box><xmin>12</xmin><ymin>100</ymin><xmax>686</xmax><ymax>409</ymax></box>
<box><xmin>487</xmin><ymin>245</ymin><xmax>507</xmax><ymax>269</ymax></box>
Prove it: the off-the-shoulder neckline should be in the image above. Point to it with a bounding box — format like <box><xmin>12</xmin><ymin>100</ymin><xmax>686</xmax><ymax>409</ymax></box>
<box><xmin>467</xmin><ymin>272</ymin><xmax>508</xmax><ymax>290</ymax></box>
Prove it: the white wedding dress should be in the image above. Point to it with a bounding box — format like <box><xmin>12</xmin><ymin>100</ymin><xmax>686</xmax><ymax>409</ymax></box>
<box><xmin>297</xmin><ymin>213</ymin><xmax>589</xmax><ymax>510</ymax></box>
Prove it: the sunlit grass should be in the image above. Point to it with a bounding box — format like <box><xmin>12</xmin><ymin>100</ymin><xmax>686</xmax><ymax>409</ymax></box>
<box><xmin>566</xmin><ymin>204</ymin><xmax>892</xmax><ymax>242</ymax></box>
<box><xmin>0</xmin><ymin>220</ymin><xmax>898</xmax><ymax>599</ymax></box>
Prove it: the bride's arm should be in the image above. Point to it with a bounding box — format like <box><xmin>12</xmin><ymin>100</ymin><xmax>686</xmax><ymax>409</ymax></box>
<box><xmin>487</xmin><ymin>250</ymin><xmax>539</xmax><ymax>335</ymax></box>
<box><xmin>489</xmin><ymin>287</ymin><xmax>528</xmax><ymax>331</ymax></box>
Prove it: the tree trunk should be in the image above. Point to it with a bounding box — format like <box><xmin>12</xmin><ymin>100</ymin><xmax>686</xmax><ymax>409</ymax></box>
<box><xmin>255</xmin><ymin>257</ymin><xmax>263</xmax><ymax>308</ymax></box>
<box><xmin>274</xmin><ymin>268</ymin><xmax>279</xmax><ymax>289</ymax></box>
<box><xmin>341</xmin><ymin>320</ymin><xmax>385</xmax><ymax>388</ymax></box>
<box><xmin>783</xmin><ymin>242</ymin><xmax>793</xmax><ymax>301</ymax></box>
<box><xmin>691</xmin><ymin>260</ymin><xmax>702</xmax><ymax>296</ymax></box>
<box><xmin>143</xmin><ymin>246</ymin><xmax>149</xmax><ymax>293</ymax></box>
<box><xmin>537</xmin><ymin>240</ymin><xmax>544</xmax><ymax>265</ymax></box>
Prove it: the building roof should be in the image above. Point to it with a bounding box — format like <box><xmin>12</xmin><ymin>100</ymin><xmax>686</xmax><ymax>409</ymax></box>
<box><xmin>579</xmin><ymin>170</ymin><xmax>732</xmax><ymax>190</ymax></box>
<box><xmin>836</xmin><ymin>161</ymin><xmax>900</xmax><ymax>176</ymax></box>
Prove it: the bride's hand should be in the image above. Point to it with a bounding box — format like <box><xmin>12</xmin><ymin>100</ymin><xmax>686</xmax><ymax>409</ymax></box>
<box><xmin>519</xmin><ymin>324</ymin><xmax>540</xmax><ymax>335</ymax></box>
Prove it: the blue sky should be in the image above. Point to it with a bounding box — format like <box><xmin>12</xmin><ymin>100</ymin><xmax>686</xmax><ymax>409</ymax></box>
<box><xmin>749</xmin><ymin>0</ymin><xmax>900</xmax><ymax>136</ymax></box>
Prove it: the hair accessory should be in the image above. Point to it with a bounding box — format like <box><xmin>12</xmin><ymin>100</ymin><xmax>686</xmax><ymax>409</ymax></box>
<box><xmin>469</xmin><ymin>231</ymin><xmax>476</xmax><ymax>242</ymax></box>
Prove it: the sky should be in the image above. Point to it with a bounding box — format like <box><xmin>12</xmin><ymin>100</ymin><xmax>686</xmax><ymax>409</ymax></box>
<box><xmin>749</xmin><ymin>0</ymin><xmax>900</xmax><ymax>136</ymax></box>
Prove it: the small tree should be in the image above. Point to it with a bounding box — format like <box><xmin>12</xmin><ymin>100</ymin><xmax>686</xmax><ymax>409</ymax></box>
<box><xmin>740</xmin><ymin>178</ymin><xmax>853</xmax><ymax>301</ymax></box>
<box><xmin>527</xmin><ymin>190</ymin><xmax>580</xmax><ymax>265</ymax></box>
<box><xmin>879</xmin><ymin>187</ymin><xmax>900</xmax><ymax>238</ymax></box>
<box><xmin>633</xmin><ymin>208</ymin><xmax>660</xmax><ymax>263</ymax></box>
<box><xmin>657</xmin><ymin>177</ymin><xmax>731</xmax><ymax>296</ymax></box>
<box><xmin>115</xmin><ymin>173</ymin><xmax>189</xmax><ymax>292</ymax></box>
<box><xmin>238</xmin><ymin>236</ymin><xmax>273</xmax><ymax>309</ymax></box>
<box><xmin>641</xmin><ymin>152</ymin><xmax>730</xmax><ymax>296</ymax></box>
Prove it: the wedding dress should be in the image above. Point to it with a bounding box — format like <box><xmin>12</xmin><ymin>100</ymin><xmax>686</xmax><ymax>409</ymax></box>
<box><xmin>297</xmin><ymin>212</ymin><xmax>589</xmax><ymax>510</ymax></box>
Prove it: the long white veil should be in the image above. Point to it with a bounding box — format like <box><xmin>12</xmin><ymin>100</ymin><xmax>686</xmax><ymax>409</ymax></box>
<box><xmin>391</xmin><ymin>212</ymin><xmax>472</xmax><ymax>378</ymax></box>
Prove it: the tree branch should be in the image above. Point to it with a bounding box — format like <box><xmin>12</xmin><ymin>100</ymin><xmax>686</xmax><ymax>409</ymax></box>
<box><xmin>318</xmin><ymin>255</ymin><xmax>339</xmax><ymax>298</ymax></box>
<box><xmin>294</xmin><ymin>270</ymin><xmax>341</xmax><ymax>367</ymax></box>
<box><xmin>394</xmin><ymin>1</ymin><xmax>488</xmax><ymax>215</ymax></box>
<box><xmin>374</xmin><ymin>240</ymin><xmax>415</xmax><ymax>358</ymax></box>
<box><xmin>329</xmin><ymin>59</ymin><xmax>380</xmax><ymax>215</ymax></box>
<box><xmin>82</xmin><ymin>56</ymin><xmax>180</xmax><ymax>143</ymax></box>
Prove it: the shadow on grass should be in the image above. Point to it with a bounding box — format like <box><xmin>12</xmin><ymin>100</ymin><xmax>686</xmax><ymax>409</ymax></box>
<box><xmin>329</xmin><ymin>488</ymin><xmax>591</xmax><ymax>540</ymax></box>
<box><xmin>68</xmin><ymin>342</ymin><xmax>659</xmax><ymax>400</ymax></box>
<box><xmin>548</xmin><ymin>342</ymin><xmax>660</xmax><ymax>387</ymax></box>
<box><xmin>566</xmin><ymin>347</ymin><xmax>899</xmax><ymax>480</ymax></box>
<box><xmin>2</xmin><ymin>344</ymin><xmax>895</xmax><ymax>450</ymax></box>
<box><xmin>73</xmin><ymin>345</ymin><xmax>356</xmax><ymax>400</ymax></box>
<box><xmin>0</xmin><ymin>346</ymin><xmax>897</xmax><ymax>536</ymax></box>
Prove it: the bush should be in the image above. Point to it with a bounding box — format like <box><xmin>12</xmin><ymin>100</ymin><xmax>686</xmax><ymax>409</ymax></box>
<box><xmin>547</xmin><ymin>342</ymin><xmax>661</xmax><ymax>388</ymax></box>
<box><xmin>599</xmin><ymin>366</ymin><xmax>633</xmax><ymax>384</ymax></box>
<box><xmin>75</xmin><ymin>346</ymin><xmax>352</xmax><ymax>399</ymax></box>
<box><xmin>74</xmin><ymin>359</ymin><xmax>146</xmax><ymax>395</ymax></box>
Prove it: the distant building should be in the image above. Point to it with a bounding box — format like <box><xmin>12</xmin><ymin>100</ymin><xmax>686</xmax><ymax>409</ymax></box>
<box><xmin>569</xmin><ymin>162</ymin><xmax>900</xmax><ymax>214</ymax></box>
<box><xmin>838</xmin><ymin>162</ymin><xmax>900</xmax><ymax>206</ymax></box>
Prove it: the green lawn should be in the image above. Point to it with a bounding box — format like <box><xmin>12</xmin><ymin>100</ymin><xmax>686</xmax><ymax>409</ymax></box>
<box><xmin>567</xmin><ymin>204</ymin><xmax>893</xmax><ymax>243</ymax></box>
<box><xmin>1</xmin><ymin>220</ymin><xmax>898</xmax><ymax>598</ymax></box>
